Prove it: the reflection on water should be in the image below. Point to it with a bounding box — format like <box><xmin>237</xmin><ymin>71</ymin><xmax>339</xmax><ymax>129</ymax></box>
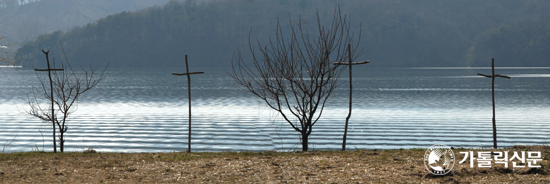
<box><xmin>0</xmin><ymin>67</ymin><xmax>549</xmax><ymax>152</ymax></box>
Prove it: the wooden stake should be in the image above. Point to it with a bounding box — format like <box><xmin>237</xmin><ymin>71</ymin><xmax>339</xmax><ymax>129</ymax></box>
<box><xmin>333</xmin><ymin>44</ymin><xmax>370</xmax><ymax>151</ymax></box>
<box><xmin>173</xmin><ymin>55</ymin><xmax>204</xmax><ymax>152</ymax></box>
<box><xmin>477</xmin><ymin>58</ymin><xmax>510</xmax><ymax>149</ymax></box>
<box><xmin>34</xmin><ymin>50</ymin><xmax>64</xmax><ymax>153</ymax></box>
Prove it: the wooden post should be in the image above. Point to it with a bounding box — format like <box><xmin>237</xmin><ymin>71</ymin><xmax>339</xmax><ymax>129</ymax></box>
<box><xmin>333</xmin><ymin>44</ymin><xmax>370</xmax><ymax>151</ymax></box>
<box><xmin>477</xmin><ymin>58</ymin><xmax>510</xmax><ymax>149</ymax></box>
<box><xmin>34</xmin><ymin>50</ymin><xmax>64</xmax><ymax>153</ymax></box>
<box><xmin>173</xmin><ymin>55</ymin><xmax>204</xmax><ymax>152</ymax></box>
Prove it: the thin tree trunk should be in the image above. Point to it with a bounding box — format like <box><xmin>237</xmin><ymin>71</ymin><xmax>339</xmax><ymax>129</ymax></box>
<box><xmin>302</xmin><ymin>129</ymin><xmax>309</xmax><ymax>151</ymax></box>
<box><xmin>59</xmin><ymin>132</ymin><xmax>64</xmax><ymax>152</ymax></box>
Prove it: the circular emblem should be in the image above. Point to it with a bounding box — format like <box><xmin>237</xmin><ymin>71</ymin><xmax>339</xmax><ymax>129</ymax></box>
<box><xmin>424</xmin><ymin>144</ymin><xmax>455</xmax><ymax>175</ymax></box>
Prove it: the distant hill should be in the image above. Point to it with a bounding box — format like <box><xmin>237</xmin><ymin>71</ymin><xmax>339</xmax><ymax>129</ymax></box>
<box><xmin>0</xmin><ymin>0</ymin><xmax>170</xmax><ymax>45</ymax></box>
<box><xmin>15</xmin><ymin>0</ymin><xmax>550</xmax><ymax>68</ymax></box>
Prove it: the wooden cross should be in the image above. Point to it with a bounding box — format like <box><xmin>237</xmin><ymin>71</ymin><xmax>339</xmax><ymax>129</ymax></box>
<box><xmin>333</xmin><ymin>44</ymin><xmax>369</xmax><ymax>151</ymax></box>
<box><xmin>34</xmin><ymin>50</ymin><xmax>64</xmax><ymax>153</ymax></box>
<box><xmin>477</xmin><ymin>58</ymin><xmax>510</xmax><ymax>149</ymax></box>
<box><xmin>173</xmin><ymin>55</ymin><xmax>204</xmax><ymax>152</ymax></box>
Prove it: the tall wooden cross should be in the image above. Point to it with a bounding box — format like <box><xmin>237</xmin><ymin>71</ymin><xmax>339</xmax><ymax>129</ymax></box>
<box><xmin>333</xmin><ymin>44</ymin><xmax>369</xmax><ymax>151</ymax></box>
<box><xmin>34</xmin><ymin>50</ymin><xmax>64</xmax><ymax>153</ymax></box>
<box><xmin>477</xmin><ymin>58</ymin><xmax>510</xmax><ymax>149</ymax></box>
<box><xmin>173</xmin><ymin>55</ymin><xmax>204</xmax><ymax>152</ymax></box>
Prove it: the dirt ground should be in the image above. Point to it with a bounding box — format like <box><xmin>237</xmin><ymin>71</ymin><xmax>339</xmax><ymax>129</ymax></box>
<box><xmin>1</xmin><ymin>146</ymin><xmax>550</xmax><ymax>183</ymax></box>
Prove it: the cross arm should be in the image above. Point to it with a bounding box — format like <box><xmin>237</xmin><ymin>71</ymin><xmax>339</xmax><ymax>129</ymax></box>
<box><xmin>494</xmin><ymin>74</ymin><xmax>511</xmax><ymax>79</ymax></box>
<box><xmin>477</xmin><ymin>73</ymin><xmax>492</xmax><ymax>78</ymax></box>
<box><xmin>35</xmin><ymin>69</ymin><xmax>64</xmax><ymax>71</ymax></box>
<box><xmin>332</xmin><ymin>60</ymin><xmax>370</xmax><ymax>66</ymax></box>
<box><xmin>172</xmin><ymin>71</ymin><xmax>204</xmax><ymax>76</ymax></box>
<box><xmin>477</xmin><ymin>73</ymin><xmax>511</xmax><ymax>79</ymax></box>
<box><xmin>352</xmin><ymin>60</ymin><xmax>370</xmax><ymax>65</ymax></box>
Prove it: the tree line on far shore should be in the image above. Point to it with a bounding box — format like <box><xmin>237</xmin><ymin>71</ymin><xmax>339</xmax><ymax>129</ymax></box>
<box><xmin>14</xmin><ymin>0</ymin><xmax>550</xmax><ymax>68</ymax></box>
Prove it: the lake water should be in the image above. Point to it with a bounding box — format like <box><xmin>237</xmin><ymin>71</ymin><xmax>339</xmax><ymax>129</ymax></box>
<box><xmin>1</xmin><ymin>66</ymin><xmax>549</xmax><ymax>152</ymax></box>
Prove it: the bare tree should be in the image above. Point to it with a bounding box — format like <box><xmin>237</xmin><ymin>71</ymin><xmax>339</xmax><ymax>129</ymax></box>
<box><xmin>27</xmin><ymin>45</ymin><xmax>107</xmax><ymax>153</ymax></box>
<box><xmin>230</xmin><ymin>6</ymin><xmax>362</xmax><ymax>151</ymax></box>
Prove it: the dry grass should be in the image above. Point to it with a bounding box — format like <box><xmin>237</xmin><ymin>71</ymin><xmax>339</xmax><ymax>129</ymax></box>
<box><xmin>1</xmin><ymin>147</ymin><xmax>550</xmax><ymax>183</ymax></box>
